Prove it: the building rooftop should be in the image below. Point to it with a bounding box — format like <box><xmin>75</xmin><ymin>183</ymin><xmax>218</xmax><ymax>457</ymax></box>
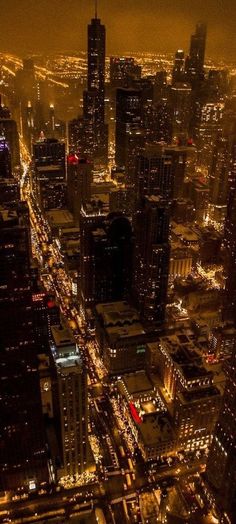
<box><xmin>106</xmin><ymin>322</ymin><xmax>145</xmax><ymax>342</ymax></box>
<box><xmin>172</xmin><ymin>223</ymin><xmax>199</xmax><ymax>243</ymax></box>
<box><xmin>56</xmin><ymin>354</ymin><xmax>82</xmax><ymax>371</ymax></box>
<box><xmin>46</xmin><ymin>208</ymin><xmax>74</xmax><ymax>226</ymax></box>
<box><xmin>122</xmin><ymin>371</ymin><xmax>153</xmax><ymax>395</ymax></box>
<box><xmin>139</xmin><ymin>413</ymin><xmax>175</xmax><ymax>447</ymax></box>
<box><xmin>96</xmin><ymin>301</ymin><xmax>140</xmax><ymax>327</ymax></box>
<box><xmin>160</xmin><ymin>332</ymin><xmax>213</xmax><ymax>381</ymax></box>
<box><xmin>178</xmin><ymin>385</ymin><xmax>221</xmax><ymax>404</ymax></box>
<box><xmin>51</xmin><ymin>325</ymin><xmax>75</xmax><ymax>348</ymax></box>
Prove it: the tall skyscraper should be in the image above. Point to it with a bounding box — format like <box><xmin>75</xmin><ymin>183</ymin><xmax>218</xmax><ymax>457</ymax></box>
<box><xmin>0</xmin><ymin>138</ymin><xmax>12</xmax><ymax>177</ymax></box>
<box><xmin>67</xmin><ymin>154</ymin><xmax>92</xmax><ymax>225</ymax></box>
<box><xmin>0</xmin><ymin>103</ymin><xmax>20</xmax><ymax>170</ymax></box>
<box><xmin>205</xmin><ymin>348</ymin><xmax>236</xmax><ymax>522</ymax></box>
<box><xmin>133</xmin><ymin>195</ymin><xmax>170</xmax><ymax>325</ymax></box>
<box><xmin>223</xmin><ymin>139</ymin><xmax>236</xmax><ymax>323</ymax></box>
<box><xmin>83</xmin><ymin>7</ymin><xmax>108</xmax><ymax>163</ymax></box>
<box><xmin>50</xmin><ymin>325</ymin><xmax>88</xmax><ymax>477</ymax></box>
<box><xmin>185</xmin><ymin>22</ymin><xmax>207</xmax><ymax>81</ymax></box>
<box><xmin>80</xmin><ymin>203</ymin><xmax>133</xmax><ymax>311</ymax></box>
<box><xmin>135</xmin><ymin>143</ymin><xmax>187</xmax><ymax>204</ymax></box>
<box><xmin>115</xmin><ymin>87</ymin><xmax>142</xmax><ymax>167</ymax></box>
<box><xmin>0</xmin><ymin>202</ymin><xmax>49</xmax><ymax>491</ymax></box>
<box><xmin>110</xmin><ymin>57</ymin><xmax>141</xmax><ymax>88</ymax></box>
<box><xmin>170</xmin><ymin>82</ymin><xmax>192</xmax><ymax>139</ymax></box>
<box><xmin>172</xmin><ymin>50</ymin><xmax>185</xmax><ymax>84</ymax></box>
<box><xmin>209</xmin><ymin>134</ymin><xmax>231</xmax><ymax>221</ymax></box>
<box><xmin>33</xmin><ymin>138</ymin><xmax>66</xmax><ymax>211</ymax></box>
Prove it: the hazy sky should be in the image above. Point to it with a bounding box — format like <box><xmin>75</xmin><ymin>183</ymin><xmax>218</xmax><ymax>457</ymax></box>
<box><xmin>0</xmin><ymin>0</ymin><xmax>235</xmax><ymax>60</ymax></box>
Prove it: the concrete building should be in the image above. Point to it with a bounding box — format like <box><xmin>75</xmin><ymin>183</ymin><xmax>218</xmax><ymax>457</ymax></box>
<box><xmin>95</xmin><ymin>301</ymin><xmax>149</xmax><ymax>374</ymax></box>
<box><xmin>50</xmin><ymin>326</ymin><xmax>88</xmax><ymax>477</ymax></box>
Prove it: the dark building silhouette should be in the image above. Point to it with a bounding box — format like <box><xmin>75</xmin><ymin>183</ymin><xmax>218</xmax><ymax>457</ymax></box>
<box><xmin>133</xmin><ymin>195</ymin><xmax>170</xmax><ymax>325</ymax></box>
<box><xmin>185</xmin><ymin>22</ymin><xmax>207</xmax><ymax>81</ymax></box>
<box><xmin>223</xmin><ymin>139</ymin><xmax>236</xmax><ymax>323</ymax></box>
<box><xmin>33</xmin><ymin>138</ymin><xmax>66</xmax><ymax>211</ymax></box>
<box><xmin>80</xmin><ymin>203</ymin><xmax>133</xmax><ymax>310</ymax></box>
<box><xmin>0</xmin><ymin>102</ymin><xmax>20</xmax><ymax>170</ymax></box>
<box><xmin>67</xmin><ymin>154</ymin><xmax>92</xmax><ymax>225</ymax></box>
<box><xmin>205</xmin><ymin>349</ymin><xmax>236</xmax><ymax>522</ymax></box>
<box><xmin>110</xmin><ymin>57</ymin><xmax>141</xmax><ymax>88</ymax></box>
<box><xmin>172</xmin><ymin>50</ymin><xmax>185</xmax><ymax>84</ymax></box>
<box><xmin>115</xmin><ymin>87</ymin><xmax>142</xmax><ymax>167</ymax></box>
<box><xmin>83</xmin><ymin>10</ymin><xmax>108</xmax><ymax>163</ymax></box>
<box><xmin>0</xmin><ymin>202</ymin><xmax>49</xmax><ymax>491</ymax></box>
<box><xmin>0</xmin><ymin>138</ymin><xmax>12</xmax><ymax>178</ymax></box>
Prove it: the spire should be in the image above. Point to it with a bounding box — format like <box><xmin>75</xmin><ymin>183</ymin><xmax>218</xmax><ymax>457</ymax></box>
<box><xmin>95</xmin><ymin>0</ymin><xmax>98</xmax><ymax>18</ymax></box>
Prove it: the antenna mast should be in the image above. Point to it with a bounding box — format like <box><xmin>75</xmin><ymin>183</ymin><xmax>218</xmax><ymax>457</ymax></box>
<box><xmin>95</xmin><ymin>0</ymin><xmax>98</xmax><ymax>18</ymax></box>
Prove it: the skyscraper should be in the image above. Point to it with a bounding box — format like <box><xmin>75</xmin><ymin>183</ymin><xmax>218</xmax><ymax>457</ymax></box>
<box><xmin>186</xmin><ymin>22</ymin><xmax>207</xmax><ymax>81</ymax></box>
<box><xmin>83</xmin><ymin>7</ymin><xmax>108</xmax><ymax>163</ymax></box>
<box><xmin>0</xmin><ymin>103</ymin><xmax>20</xmax><ymax>170</ymax></box>
<box><xmin>172</xmin><ymin>50</ymin><xmax>185</xmax><ymax>84</ymax></box>
<box><xmin>50</xmin><ymin>325</ymin><xmax>88</xmax><ymax>477</ymax></box>
<box><xmin>0</xmin><ymin>202</ymin><xmax>49</xmax><ymax>491</ymax></box>
<box><xmin>205</xmin><ymin>348</ymin><xmax>236</xmax><ymax>522</ymax></box>
<box><xmin>33</xmin><ymin>138</ymin><xmax>66</xmax><ymax>211</ymax></box>
<box><xmin>115</xmin><ymin>87</ymin><xmax>142</xmax><ymax>167</ymax></box>
<box><xmin>80</xmin><ymin>203</ymin><xmax>133</xmax><ymax>310</ymax></box>
<box><xmin>223</xmin><ymin>139</ymin><xmax>236</xmax><ymax>323</ymax></box>
<box><xmin>133</xmin><ymin>195</ymin><xmax>170</xmax><ymax>325</ymax></box>
<box><xmin>67</xmin><ymin>154</ymin><xmax>92</xmax><ymax>225</ymax></box>
<box><xmin>0</xmin><ymin>138</ymin><xmax>12</xmax><ymax>178</ymax></box>
<box><xmin>110</xmin><ymin>57</ymin><xmax>141</xmax><ymax>88</ymax></box>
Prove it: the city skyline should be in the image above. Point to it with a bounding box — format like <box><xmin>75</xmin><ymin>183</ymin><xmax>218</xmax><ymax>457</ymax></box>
<box><xmin>0</xmin><ymin>0</ymin><xmax>235</xmax><ymax>61</ymax></box>
<box><xmin>0</xmin><ymin>3</ymin><xmax>235</xmax><ymax>523</ymax></box>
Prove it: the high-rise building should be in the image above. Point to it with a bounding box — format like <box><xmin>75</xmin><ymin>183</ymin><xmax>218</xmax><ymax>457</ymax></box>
<box><xmin>83</xmin><ymin>9</ymin><xmax>108</xmax><ymax>163</ymax></box>
<box><xmin>80</xmin><ymin>203</ymin><xmax>133</xmax><ymax>311</ymax></box>
<box><xmin>223</xmin><ymin>139</ymin><xmax>236</xmax><ymax>323</ymax></box>
<box><xmin>110</xmin><ymin>57</ymin><xmax>141</xmax><ymax>88</ymax></box>
<box><xmin>0</xmin><ymin>138</ymin><xmax>12</xmax><ymax>177</ymax></box>
<box><xmin>133</xmin><ymin>195</ymin><xmax>170</xmax><ymax>325</ymax></box>
<box><xmin>33</xmin><ymin>138</ymin><xmax>66</xmax><ymax>211</ymax></box>
<box><xmin>185</xmin><ymin>22</ymin><xmax>207</xmax><ymax>82</ymax></box>
<box><xmin>205</xmin><ymin>349</ymin><xmax>236</xmax><ymax>522</ymax></box>
<box><xmin>154</xmin><ymin>332</ymin><xmax>221</xmax><ymax>451</ymax></box>
<box><xmin>135</xmin><ymin>143</ymin><xmax>187</xmax><ymax>204</ymax></box>
<box><xmin>50</xmin><ymin>325</ymin><xmax>88</xmax><ymax>477</ymax></box>
<box><xmin>67</xmin><ymin>154</ymin><xmax>92</xmax><ymax>225</ymax></box>
<box><xmin>0</xmin><ymin>103</ymin><xmax>20</xmax><ymax>169</ymax></box>
<box><xmin>170</xmin><ymin>82</ymin><xmax>192</xmax><ymax>139</ymax></box>
<box><xmin>0</xmin><ymin>203</ymin><xmax>49</xmax><ymax>491</ymax></box>
<box><xmin>172</xmin><ymin>50</ymin><xmax>185</xmax><ymax>84</ymax></box>
<box><xmin>209</xmin><ymin>135</ymin><xmax>231</xmax><ymax>221</ymax></box>
<box><xmin>196</xmin><ymin>102</ymin><xmax>224</xmax><ymax>173</ymax></box>
<box><xmin>115</xmin><ymin>87</ymin><xmax>142</xmax><ymax>167</ymax></box>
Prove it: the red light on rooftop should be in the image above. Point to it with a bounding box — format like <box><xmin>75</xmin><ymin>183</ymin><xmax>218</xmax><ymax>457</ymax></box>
<box><xmin>68</xmin><ymin>154</ymin><xmax>78</xmax><ymax>165</ymax></box>
<box><xmin>47</xmin><ymin>300</ymin><xmax>55</xmax><ymax>308</ymax></box>
<box><xmin>129</xmin><ymin>402</ymin><xmax>142</xmax><ymax>425</ymax></box>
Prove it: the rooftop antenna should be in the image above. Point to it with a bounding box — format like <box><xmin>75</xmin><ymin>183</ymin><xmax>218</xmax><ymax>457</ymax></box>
<box><xmin>95</xmin><ymin>0</ymin><xmax>98</xmax><ymax>18</ymax></box>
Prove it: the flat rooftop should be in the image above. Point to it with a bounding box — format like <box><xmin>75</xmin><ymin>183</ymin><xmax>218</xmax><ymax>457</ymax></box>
<box><xmin>56</xmin><ymin>354</ymin><xmax>82</xmax><ymax>371</ymax></box>
<box><xmin>160</xmin><ymin>332</ymin><xmax>212</xmax><ymax>380</ymax></box>
<box><xmin>46</xmin><ymin>208</ymin><xmax>74</xmax><ymax>226</ymax></box>
<box><xmin>96</xmin><ymin>301</ymin><xmax>140</xmax><ymax>327</ymax></box>
<box><xmin>172</xmin><ymin>223</ymin><xmax>199</xmax><ymax>243</ymax></box>
<box><xmin>122</xmin><ymin>371</ymin><xmax>153</xmax><ymax>395</ymax></box>
<box><xmin>178</xmin><ymin>385</ymin><xmax>221</xmax><ymax>404</ymax></box>
<box><xmin>106</xmin><ymin>322</ymin><xmax>145</xmax><ymax>342</ymax></box>
<box><xmin>51</xmin><ymin>325</ymin><xmax>75</xmax><ymax>348</ymax></box>
<box><xmin>139</xmin><ymin>413</ymin><xmax>175</xmax><ymax>447</ymax></box>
